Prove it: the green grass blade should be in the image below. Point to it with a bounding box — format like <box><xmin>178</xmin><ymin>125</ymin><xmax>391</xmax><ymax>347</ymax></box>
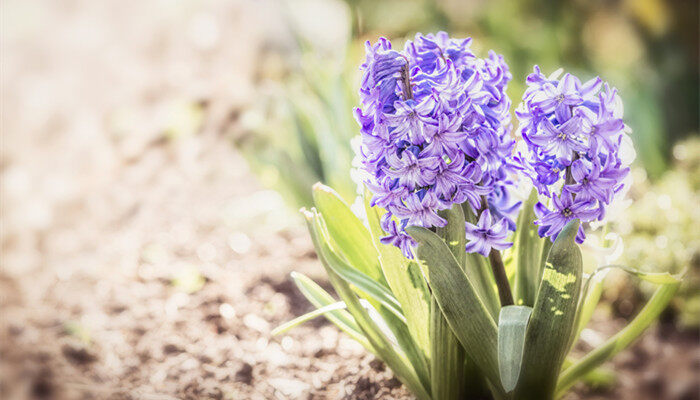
<box><xmin>514</xmin><ymin>190</ymin><xmax>545</xmax><ymax>306</ymax></box>
<box><xmin>364</xmin><ymin>188</ymin><xmax>431</xmax><ymax>361</ymax></box>
<box><xmin>271</xmin><ymin>301</ymin><xmax>347</xmax><ymax>336</ymax></box>
<box><xmin>290</xmin><ymin>272</ymin><xmax>371</xmax><ymax>349</ymax></box>
<box><xmin>515</xmin><ymin>220</ymin><xmax>583</xmax><ymax>400</ymax></box>
<box><xmin>498</xmin><ymin>305</ymin><xmax>533</xmax><ymax>393</ymax></box>
<box><xmin>406</xmin><ymin>226</ymin><xmax>502</xmax><ymax>392</ymax></box>
<box><xmin>313</xmin><ymin>184</ymin><xmax>386</xmax><ymax>285</ymax></box>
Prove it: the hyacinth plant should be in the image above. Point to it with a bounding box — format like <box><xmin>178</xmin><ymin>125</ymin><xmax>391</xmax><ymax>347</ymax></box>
<box><xmin>273</xmin><ymin>33</ymin><xmax>682</xmax><ymax>400</ymax></box>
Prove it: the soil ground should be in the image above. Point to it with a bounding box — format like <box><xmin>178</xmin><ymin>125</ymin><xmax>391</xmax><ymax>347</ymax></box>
<box><xmin>1</xmin><ymin>1</ymin><xmax>698</xmax><ymax>399</ymax></box>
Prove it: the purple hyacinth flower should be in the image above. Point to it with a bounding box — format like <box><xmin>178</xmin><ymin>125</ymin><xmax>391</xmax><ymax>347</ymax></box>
<box><xmin>516</xmin><ymin>67</ymin><xmax>634</xmax><ymax>243</ymax></box>
<box><xmin>383</xmin><ymin>147</ymin><xmax>439</xmax><ymax>191</ymax></box>
<box><xmin>356</xmin><ymin>33</ymin><xmax>519</xmax><ymax>257</ymax></box>
<box><xmin>392</xmin><ymin>191</ymin><xmax>447</xmax><ymax>228</ymax></box>
<box><xmin>464</xmin><ymin>210</ymin><xmax>512</xmax><ymax>257</ymax></box>
<box><xmin>432</xmin><ymin>154</ymin><xmax>469</xmax><ymax>199</ymax></box>
<box><xmin>567</xmin><ymin>159</ymin><xmax>616</xmax><ymax>203</ymax></box>
<box><xmin>530</xmin><ymin>117</ymin><xmax>586</xmax><ymax>164</ymax></box>
<box><xmin>387</xmin><ymin>98</ymin><xmax>439</xmax><ymax>144</ymax></box>
<box><xmin>533</xmin><ymin>158</ymin><xmax>563</xmax><ymax>193</ymax></box>
<box><xmin>536</xmin><ymin>190</ymin><xmax>599</xmax><ymax>243</ymax></box>
<box><xmin>531</xmin><ymin>73</ymin><xmax>582</xmax><ymax>122</ymax></box>
<box><xmin>379</xmin><ymin>214</ymin><xmax>416</xmax><ymax>257</ymax></box>
<box><xmin>454</xmin><ymin>162</ymin><xmax>490</xmax><ymax>211</ymax></box>
<box><xmin>423</xmin><ymin>114</ymin><xmax>465</xmax><ymax>158</ymax></box>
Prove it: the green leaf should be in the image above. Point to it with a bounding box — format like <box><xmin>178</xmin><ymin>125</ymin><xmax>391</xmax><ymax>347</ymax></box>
<box><xmin>514</xmin><ymin>190</ymin><xmax>545</xmax><ymax>306</ymax></box>
<box><xmin>573</xmin><ymin>265</ymin><xmax>682</xmax><ymax>349</ymax></box>
<box><xmin>364</xmin><ymin>188</ymin><xmax>431</xmax><ymax>361</ymax></box>
<box><xmin>572</xmin><ymin>269</ymin><xmax>608</xmax><ymax>345</ymax></box>
<box><xmin>466</xmin><ymin>253</ymin><xmax>501</xmax><ymax>320</ymax></box>
<box><xmin>515</xmin><ymin>219</ymin><xmax>583</xmax><ymax>400</ymax></box>
<box><xmin>498</xmin><ymin>305</ymin><xmax>533</xmax><ymax>393</ymax></box>
<box><xmin>289</xmin><ymin>99</ymin><xmax>324</xmax><ymax>181</ymax></box>
<box><xmin>555</xmin><ymin>268</ymin><xmax>682</xmax><ymax>397</ymax></box>
<box><xmin>313</xmin><ymin>184</ymin><xmax>386</xmax><ymax>285</ymax></box>
<box><xmin>436</xmin><ymin>204</ymin><xmax>467</xmax><ymax>267</ymax></box>
<box><xmin>590</xmin><ymin>264</ymin><xmax>682</xmax><ymax>285</ymax></box>
<box><xmin>407</xmin><ymin>226</ymin><xmax>502</xmax><ymax>393</ymax></box>
<box><xmin>432</xmin><ymin>204</ymin><xmax>468</xmax><ymax>400</ymax></box>
<box><xmin>539</xmin><ymin>238</ymin><xmax>554</xmax><ymax>281</ymax></box>
<box><xmin>380</xmin><ymin>306</ymin><xmax>432</xmax><ymax>393</ymax></box>
<box><xmin>289</xmin><ymin>271</ymin><xmax>370</xmax><ymax>349</ymax></box>
<box><xmin>271</xmin><ymin>301</ymin><xmax>348</xmax><ymax>336</ymax></box>
<box><xmin>304</xmin><ymin>209</ymin><xmax>431</xmax><ymax>400</ymax></box>
<box><xmin>562</xmin><ymin>358</ymin><xmax>616</xmax><ymax>390</ymax></box>
<box><xmin>430</xmin><ymin>297</ymin><xmax>466</xmax><ymax>400</ymax></box>
<box><xmin>309</xmin><ymin>211</ymin><xmax>405</xmax><ymax>323</ymax></box>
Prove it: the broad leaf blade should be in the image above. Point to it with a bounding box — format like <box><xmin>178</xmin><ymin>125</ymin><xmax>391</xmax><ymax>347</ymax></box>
<box><xmin>436</xmin><ymin>204</ymin><xmax>467</xmax><ymax>268</ymax></box>
<box><xmin>515</xmin><ymin>219</ymin><xmax>583</xmax><ymax>400</ymax></box>
<box><xmin>514</xmin><ymin>190</ymin><xmax>544</xmax><ymax>306</ymax></box>
<box><xmin>498</xmin><ymin>305</ymin><xmax>533</xmax><ymax>392</ymax></box>
<box><xmin>364</xmin><ymin>189</ymin><xmax>431</xmax><ymax>360</ymax></box>
<box><xmin>430</xmin><ymin>297</ymin><xmax>465</xmax><ymax>400</ymax></box>
<box><xmin>304</xmin><ymin>209</ymin><xmax>431</xmax><ymax>400</ymax></box>
<box><xmin>433</xmin><ymin>204</ymin><xmax>468</xmax><ymax>400</ymax></box>
<box><xmin>312</xmin><ymin>184</ymin><xmax>386</xmax><ymax>285</ymax></box>
<box><xmin>312</xmin><ymin>233</ymin><xmax>406</xmax><ymax>323</ymax></box>
<box><xmin>379</xmin><ymin>306</ymin><xmax>431</xmax><ymax>393</ymax></box>
<box><xmin>407</xmin><ymin>226</ymin><xmax>502</xmax><ymax>391</ymax></box>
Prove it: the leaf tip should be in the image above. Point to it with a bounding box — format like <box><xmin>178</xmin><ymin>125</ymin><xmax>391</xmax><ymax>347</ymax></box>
<box><xmin>270</xmin><ymin>326</ymin><xmax>283</xmax><ymax>336</ymax></box>
<box><xmin>559</xmin><ymin>219</ymin><xmax>580</xmax><ymax>241</ymax></box>
<box><xmin>312</xmin><ymin>182</ymin><xmax>336</xmax><ymax>196</ymax></box>
<box><xmin>404</xmin><ymin>225</ymin><xmax>425</xmax><ymax>239</ymax></box>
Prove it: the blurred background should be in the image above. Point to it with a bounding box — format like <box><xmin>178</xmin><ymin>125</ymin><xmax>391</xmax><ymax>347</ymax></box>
<box><xmin>1</xmin><ymin>1</ymin><xmax>698</xmax><ymax>399</ymax></box>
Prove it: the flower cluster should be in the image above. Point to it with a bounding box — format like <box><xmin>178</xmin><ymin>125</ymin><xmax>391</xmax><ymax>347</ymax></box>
<box><xmin>515</xmin><ymin>67</ymin><xmax>634</xmax><ymax>243</ymax></box>
<box><xmin>355</xmin><ymin>32</ymin><xmax>519</xmax><ymax>257</ymax></box>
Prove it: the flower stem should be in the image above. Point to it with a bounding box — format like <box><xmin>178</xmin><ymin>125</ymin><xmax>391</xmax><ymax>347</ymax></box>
<box><xmin>564</xmin><ymin>152</ymin><xmax>580</xmax><ymax>186</ymax></box>
<box><xmin>400</xmin><ymin>58</ymin><xmax>413</xmax><ymax>100</ymax></box>
<box><xmin>488</xmin><ymin>249</ymin><xmax>514</xmax><ymax>306</ymax></box>
<box><xmin>479</xmin><ymin>196</ymin><xmax>514</xmax><ymax>307</ymax></box>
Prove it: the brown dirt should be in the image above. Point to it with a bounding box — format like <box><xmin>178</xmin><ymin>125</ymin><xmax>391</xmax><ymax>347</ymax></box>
<box><xmin>1</xmin><ymin>1</ymin><xmax>698</xmax><ymax>400</ymax></box>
